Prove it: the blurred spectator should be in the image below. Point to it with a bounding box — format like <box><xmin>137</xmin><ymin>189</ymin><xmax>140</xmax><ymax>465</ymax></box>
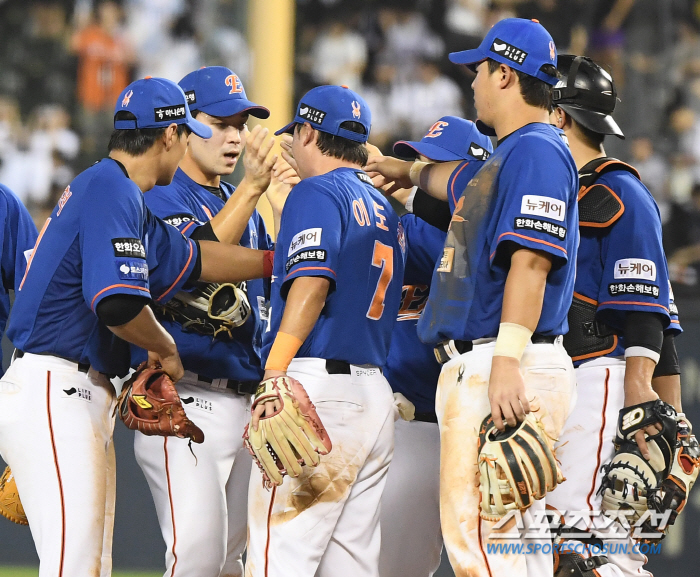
<box><xmin>515</xmin><ymin>0</ymin><xmax>586</xmax><ymax>52</ymax></box>
<box><xmin>668</xmin><ymin>106</ymin><xmax>700</xmax><ymax>203</ymax></box>
<box><xmin>361</xmin><ymin>62</ymin><xmax>401</xmax><ymax>151</ymax></box>
<box><xmin>444</xmin><ymin>0</ymin><xmax>489</xmax><ymax>53</ymax></box>
<box><xmin>140</xmin><ymin>12</ymin><xmax>202</xmax><ymax>82</ymax></box>
<box><xmin>311</xmin><ymin>20</ymin><xmax>368</xmax><ymax>88</ymax></box>
<box><xmin>71</xmin><ymin>0</ymin><xmax>132</xmax><ymax>157</ymax></box>
<box><xmin>631</xmin><ymin>136</ymin><xmax>670</xmax><ymax>220</ymax></box>
<box><xmin>666</xmin><ymin>182</ymin><xmax>700</xmax><ymax>288</ymax></box>
<box><xmin>587</xmin><ymin>0</ymin><xmax>636</xmax><ymax>89</ymax></box>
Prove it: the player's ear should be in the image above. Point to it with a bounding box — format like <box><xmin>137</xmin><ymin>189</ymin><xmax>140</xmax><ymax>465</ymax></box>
<box><xmin>299</xmin><ymin>122</ymin><xmax>315</xmax><ymax>147</ymax></box>
<box><xmin>498</xmin><ymin>63</ymin><xmax>515</xmax><ymax>89</ymax></box>
<box><xmin>162</xmin><ymin>123</ymin><xmax>179</xmax><ymax>150</ymax></box>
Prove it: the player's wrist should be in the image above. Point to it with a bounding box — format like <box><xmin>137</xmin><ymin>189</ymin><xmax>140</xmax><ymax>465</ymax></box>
<box><xmin>493</xmin><ymin>322</ymin><xmax>533</xmax><ymax>362</ymax></box>
<box><xmin>409</xmin><ymin>160</ymin><xmax>431</xmax><ymax>189</ymax></box>
<box><xmin>237</xmin><ymin>176</ymin><xmax>267</xmax><ymax>197</ymax></box>
<box><xmin>265</xmin><ymin>331</ymin><xmax>303</xmax><ymax>372</ymax></box>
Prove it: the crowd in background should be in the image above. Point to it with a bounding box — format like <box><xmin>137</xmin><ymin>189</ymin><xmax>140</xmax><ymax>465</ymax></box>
<box><xmin>2</xmin><ymin>0</ymin><xmax>700</xmax><ymax>293</ymax></box>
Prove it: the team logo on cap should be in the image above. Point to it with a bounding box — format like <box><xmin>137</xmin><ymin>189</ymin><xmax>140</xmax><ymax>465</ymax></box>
<box><xmin>298</xmin><ymin>103</ymin><xmax>326</xmax><ymax>125</ymax></box>
<box><xmin>490</xmin><ymin>38</ymin><xmax>527</xmax><ymax>65</ymax></box>
<box><xmin>225</xmin><ymin>74</ymin><xmax>243</xmax><ymax>94</ymax></box>
<box><xmin>425</xmin><ymin>121</ymin><xmax>449</xmax><ymax>139</ymax></box>
<box><xmin>352</xmin><ymin>101</ymin><xmax>361</xmax><ymax>119</ymax></box>
<box><xmin>121</xmin><ymin>89</ymin><xmax>133</xmax><ymax>107</ymax></box>
<box><xmin>468</xmin><ymin>143</ymin><xmax>490</xmax><ymax>160</ymax></box>
<box><xmin>549</xmin><ymin>41</ymin><xmax>556</xmax><ymax>62</ymax></box>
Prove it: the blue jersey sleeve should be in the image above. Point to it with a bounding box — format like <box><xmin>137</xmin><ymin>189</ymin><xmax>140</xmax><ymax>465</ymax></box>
<box><xmin>0</xmin><ymin>186</ymin><xmax>38</xmax><ymax>292</ymax></box>
<box><xmin>80</xmin><ymin>187</ymin><xmax>152</xmax><ymax>311</ymax></box>
<box><xmin>145</xmin><ymin>188</ymin><xmax>203</xmax><ymax>236</ymax></box>
<box><xmin>144</xmin><ymin>209</ymin><xmax>198</xmax><ymax>304</ymax></box>
<box><xmin>489</xmin><ymin>138</ymin><xmax>575</xmax><ymax>267</ymax></box>
<box><xmin>447</xmin><ymin>160</ymin><xmax>482</xmax><ymax>214</ymax></box>
<box><xmin>596</xmin><ymin>184</ymin><xmax>671</xmax><ymax>330</ymax></box>
<box><xmin>278</xmin><ymin>183</ymin><xmax>341</xmax><ymax>296</ymax></box>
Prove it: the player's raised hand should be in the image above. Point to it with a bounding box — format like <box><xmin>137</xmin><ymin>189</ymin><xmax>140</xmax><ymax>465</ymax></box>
<box><xmin>242</xmin><ymin>125</ymin><xmax>278</xmax><ymax>194</ymax></box>
<box><xmin>488</xmin><ymin>356</ymin><xmax>531</xmax><ymax>431</ymax></box>
<box><xmin>279</xmin><ymin>133</ymin><xmax>299</xmax><ymax>175</ymax></box>
<box><xmin>363</xmin><ymin>155</ymin><xmax>414</xmax><ymax>191</ymax></box>
<box><xmin>266</xmin><ymin>157</ymin><xmax>298</xmax><ymax>214</ymax></box>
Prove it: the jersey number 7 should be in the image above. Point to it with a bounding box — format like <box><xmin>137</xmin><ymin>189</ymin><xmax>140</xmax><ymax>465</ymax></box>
<box><xmin>366</xmin><ymin>241</ymin><xmax>394</xmax><ymax>320</ymax></box>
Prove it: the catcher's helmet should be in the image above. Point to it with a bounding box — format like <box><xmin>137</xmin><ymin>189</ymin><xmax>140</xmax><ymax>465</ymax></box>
<box><xmin>553</xmin><ymin>55</ymin><xmax>624</xmax><ymax>139</ymax></box>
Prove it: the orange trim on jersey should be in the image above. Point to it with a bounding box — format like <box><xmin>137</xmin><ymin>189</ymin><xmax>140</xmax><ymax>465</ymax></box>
<box><xmin>46</xmin><ymin>371</ymin><xmax>66</xmax><ymax>577</ymax></box>
<box><xmin>574</xmin><ymin>292</ymin><xmax>598</xmax><ymax>306</ymax></box>
<box><xmin>201</xmin><ymin>205</ymin><xmax>213</xmax><ymax>220</ymax></box>
<box><xmin>671</xmin><ymin>320</ymin><xmax>680</xmax><ymax>324</ymax></box>
<box><xmin>283</xmin><ymin>266</ymin><xmax>336</xmax><ymax>282</ymax></box>
<box><xmin>156</xmin><ymin>240</ymin><xmax>194</xmax><ymax>303</ymax></box>
<box><xmin>164</xmin><ymin>438</ymin><xmax>179</xmax><ymax>577</ymax></box>
<box><xmin>572</xmin><ymin>335</ymin><xmax>618</xmax><ymax>362</ymax></box>
<box><xmin>449</xmin><ymin>161</ymin><xmax>471</xmax><ymax>207</ymax></box>
<box><xmin>598</xmin><ymin>300</ymin><xmax>669</xmax><ymax>313</ymax></box>
<box><xmin>587</xmin><ymin>369</ymin><xmax>610</xmax><ymax>510</ymax></box>
<box><xmin>90</xmin><ymin>284</ymin><xmax>150</xmax><ymax>311</ymax></box>
<box><xmin>19</xmin><ymin>217</ymin><xmax>51</xmax><ymax>291</ymax></box>
<box><xmin>477</xmin><ymin>516</ymin><xmax>494</xmax><ymax>577</ymax></box>
<box><xmin>577</xmin><ymin>184</ymin><xmax>625</xmax><ymax>228</ymax></box>
<box><xmin>264</xmin><ymin>485</ymin><xmax>277</xmax><ymax>577</ymax></box>
<box><xmin>490</xmin><ymin>232</ymin><xmax>567</xmax><ymax>260</ymax></box>
<box><xmin>595</xmin><ymin>159</ymin><xmax>640</xmax><ymax>179</ymax></box>
<box><xmin>180</xmin><ymin>221</ymin><xmax>196</xmax><ymax>235</ymax></box>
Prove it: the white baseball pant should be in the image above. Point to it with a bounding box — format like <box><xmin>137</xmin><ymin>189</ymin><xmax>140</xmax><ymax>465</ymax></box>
<box><xmin>245</xmin><ymin>357</ymin><xmax>395</xmax><ymax>577</ymax></box>
<box><xmin>379</xmin><ymin>418</ymin><xmax>442</xmax><ymax>577</ymax></box>
<box><xmin>547</xmin><ymin>357</ymin><xmax>651</xmax><ymax>577</ymax></box>
<box><xmin>0</xmin><ymin>352</ymin><xmax>117</xmax><ymax>577</ymax></box>
<box><xmin>436</xmin><ymin>338</ymin><xmax>575</xmax><ymax>577</ymax></box>
<box><xmin>134</xmin><ymin>375</ymin><xmax>252</xmax><ymax>577</ymax></box>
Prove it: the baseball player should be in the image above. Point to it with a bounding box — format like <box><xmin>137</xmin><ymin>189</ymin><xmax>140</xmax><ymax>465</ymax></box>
<box><xmin>131</xmin><ymin>67</ymin><xmax>279</xmax><ymax>577</ymax></box>
<box><xmin>0</xmin><ymin>77</ymin><xmax>272</xmax><ymax>577</ymax></box>
<box><xmin>244</xmin><ymin>85</ymin><xmax>405</xmax><ymax>577</ymax></box>
<box><xmin>546</xmin><ymin>56</ymin><xmax>682</xmax><ymax>577</ymax></box>
<box><xmin>366</xmin><ymin>18</ymin><xmax>579</xmax><ymax>577</ymax></box>
<box><xmin>379</xmin><ymin>117</ymin><xmax>493</xmax><ymax>577</ymax></box>
<box><xmin>0</xmin><ymin>184</ymin><xmax>38</xmax><ymax>375</ymax></box>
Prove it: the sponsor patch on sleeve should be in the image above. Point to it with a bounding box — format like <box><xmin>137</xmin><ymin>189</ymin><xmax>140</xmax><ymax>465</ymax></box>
<box><xmin>608</xmin><ymin>282</ymin><xmax>659</xmax><ymax>299</ymax></box>
<box><xmin>514</xmin><ymin>217</ymin><xmax>566</xmax><ymax>240</ymax></box>
<box><xmin>288</xmin><ymin>228</ymin><xmax>322</xmax><ymax>256</ymax></box>
<box><xmin>437</xmin><ymin>247</ymin><xmax>454</xmax><ymax>273</ymax></box>
<box><xmin>614</xmin><ymin>258</ymin><xmax>656</xmax><ymax>281</ymax></box>
<box><xmin>285</xmin><ymin>249</ymin><xmax>327</xmax><ymax>272</ymax></box>
<box><xmin>163</xmin><ymin>213</ymin><xmax>198</xmax><ymax>228</ymax></box>
<box><xmin>117</xmin><ymin>259</ymin><xmax>149</xmax><ymax>281</ymax></box>
<box><xmin>112</xmin><ymin>238</ymin><xmax>146</xmax><ymax>259</ymax></box>
<box><xmin>520</xmin><ymin>195</ymin><xmax>565</xmax><ymax>222</ymax></box>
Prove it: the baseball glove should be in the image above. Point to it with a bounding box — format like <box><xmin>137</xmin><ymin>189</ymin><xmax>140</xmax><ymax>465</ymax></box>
<box><xmin>155</xmin><ymin>282</ymin><xmax>251</xmax><ymax>339</ymax></box>
<box><xmin>243</xmin><ymin>376</ymin><xmax>332</xmax><ymax>488</ymax></box>
<box><xmin>599</xmin><ymin>400</ymin><xmax>700</xmax><ymax>540</ymax></box>
<box><xmin>0</xmin><ymin>466</ymin><xmax>27</xmax><ymax>526</ymax></box>
<box><xmin>116</xmin><ymin>363</ymin><xmax>204</xmax><ymax>443</ymax></box>
<box><xmin>477</xmin><ymin>413</ymin><xmax>564</xmax><ymax>521</ymax></box>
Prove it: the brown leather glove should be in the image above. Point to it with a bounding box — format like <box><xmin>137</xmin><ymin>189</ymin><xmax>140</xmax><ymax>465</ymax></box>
<box><xmin>0</xmin><ymin>466</ymin><xmax>28</xmax><ymax>525</ymax></box>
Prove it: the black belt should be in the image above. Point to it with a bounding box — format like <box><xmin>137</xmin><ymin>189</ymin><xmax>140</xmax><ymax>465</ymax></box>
<box><xmin>15</xmin><ymin>349</ymin><xmax>91</xmax><ymax>374</ymax></box>
<box><xmin>195</xmin><ymin>374</ymin><xmax>258</xmax><ymax>395</ymax></box>
<box><xmin>414</xmin><ymin>411</ymin><xmax>438</xmax><ymax>423</ymax></box>
<box><xmin>325</xmin><ymin>359</ymin><xmax>351</xmax><ymax>374</ymax></box>
<box><xmin>434</xmin><ymin>334</ymin><xmax>558</xmax><ymax>365</ymax></box>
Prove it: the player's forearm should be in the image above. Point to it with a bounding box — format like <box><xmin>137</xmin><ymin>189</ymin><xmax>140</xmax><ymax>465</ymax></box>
<box><xmin>413</xmin><ymin>161</ymin><xmax>459</xmax><ymax>202</ymax></box>
<box><xmin>107</xmin><ymin>306</ymin><xmax>177</xmax><ymax>358</ymax></box>
<box><xmin>278</xmin><ymin>277</ymin><xmax>330</xmax><ymax>342</ymax></box>
<box><xmin>623</xmin><ymin>356</ymin><xmax>657</xmax><ymax>406</ymax></box>
<box><xmin>209</xmin><ymin>181</ymin><xmax>263</xmax><ymax>244</ymax></box>
<box><xmin>500</xmin><ymin>248</ymin><xmax>552</xmax><ymax>331</ymax></box>
<box><xmin>652</xmin><ymin>374</ymin><xmax>682</xmax><ymax>411</ymax></box>
<box><xmin>197</xmin><ymin>241</ymin><xmax>270</xmax><ymax>283</ymax></box>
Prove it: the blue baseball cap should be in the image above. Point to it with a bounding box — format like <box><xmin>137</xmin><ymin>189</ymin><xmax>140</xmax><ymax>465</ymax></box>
<box><xmin>449</xmin><ymin>18</ymin><xmax>558</xmax><ymax>85</ymax></box>
<box><xmin>114</xmin><ymin>77</ymin><xmax>212</xmax><ymax>139</ymax></box>
<box><xmin>275</xmin><ymin>85</ymin><xmax>371</xmax><ymax>143</ymax></box>
<box><xmin>178</xmin><ymin>66</ymin><xmax>270</xmax><ymax>119</ymax></box>
<box><xmin>393</xmin><ymin>116</ymin><xmax>493</xmax><ymax>162</ymax></box>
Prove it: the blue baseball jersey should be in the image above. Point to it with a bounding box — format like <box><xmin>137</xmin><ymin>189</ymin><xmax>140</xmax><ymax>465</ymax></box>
<box><xmin>384</xmin><ymin>214</ymin><xmax>445</xmax><ymax>413</ymax></box>
<box><xmin>0</xmin><ymin>185</ymin><xmax>38</xmax><ymax>375</ymax></box>
<box><xmin>418</xmin><ymin>124</ymin><xmax>579</xmax><ymax>344</ymax></box>
<box><xmin>262</xmin><ymin>168</ymin><xmax>405</xmax><ymax>367</ymax></box>
<box><xmin>574</xmin><ymin>169</ymin><xmax>680</xmax><ymax>366</ymax></box>
<box><xmin>132</xmin><ymin>168</ymin><xmax>272</xmax><ymax>380</ymax></box>
<box><xmin>7</xmin><ymin>159</ymin><xmax>198</xmax><ymax>377</ymax></box>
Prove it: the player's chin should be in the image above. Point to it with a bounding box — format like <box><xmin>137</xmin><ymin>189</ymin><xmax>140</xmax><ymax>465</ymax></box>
<box><xmin>220</xmin><ymin>153</ymin><xmax>239</xmax><ymax>174</ymax></box>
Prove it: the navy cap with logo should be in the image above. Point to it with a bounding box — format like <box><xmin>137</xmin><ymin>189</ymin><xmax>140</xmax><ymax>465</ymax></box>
<box><xmin>275</xmin><ymin>85</ymin><xmax>371</xmax><ymax>143</ymax></box>
<box><xmin>114</xmin><ymin>77</ymin><xmax>212</xmax><ymax>139</ymax></box>
<box><xmin>178</xmin><ymin>66</ymin><xmax>270</xmax><ymax>119</ymax></box>
<box><xmin>449</xmin><ymin>18</ymin><xmax>558</xmax><ymax>85</ymax></box>
<box><xmin>393</xmin><ymin>116</ymin><xmax>493</xmax><ymax>162</ymax></box>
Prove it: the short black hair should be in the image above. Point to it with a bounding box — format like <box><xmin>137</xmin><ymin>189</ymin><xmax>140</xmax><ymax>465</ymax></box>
<box><xmin>297</xmin><ymin>121</ymin><xmax>369</xmax><ymax>165</ymax></box>
<box><xmin>572</xmin><ymin>118</ymin><xmax>606</xmax><ymax>149</ymax></box>
<box><xmin>487</xmin><ymin>59</ymin><xmax>558</xmax><ymax>111</ymax></box>
<box><xmin>108</xmin><ymin>111</ymin><xmax>190</xmax><ymax>155</ymax></box>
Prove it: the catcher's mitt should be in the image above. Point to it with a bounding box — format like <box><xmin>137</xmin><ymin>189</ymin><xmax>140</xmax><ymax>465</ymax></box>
<box><xmin>155</xmin><ymin>282</ymin><xmax>251</xmax><ymax>339</ymax></box>
<box><xmin>0</xmin><ymin>466</ymin><xmax>27</xmax><ymax>526</ymax></box>
<box><xmin>477</xmin><ymin>413</ymin><xmax>564</xmax><ymax>521</ymax></box>
<box><xmin>599</xmin><ymin>400</ymin><xmax>700</xmax><ymax>540</ymax></box>
<box><xmin>116</xmin><ymin>363</ymin><xmax>204</xmax><ymax>443</ymax></box>
<box><xmin>243</xmin><ymin>376</ymin><xmax>332</xmax><ymax>489</ymax></box>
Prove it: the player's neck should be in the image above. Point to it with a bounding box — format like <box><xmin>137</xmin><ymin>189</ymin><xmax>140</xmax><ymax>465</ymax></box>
<box><xmin>492</xmin><ymin>100</ymin><xmax>550</xmax><ymax>141</ymax></box>
<box><xmin>179</xmin><ymin>152</ymin><xmax>221</xmax><ymax>187</ymax></box>
<box><xmin>109</xmin><ymin>151</ymin><xmax>160</xmax><ymax>192</ymax></box>
<box><xmin>301</xmin><ymin>153</ymin><xmax>362</xmax><ymax>179</ymax></box>
<box><xmin>568</xmin><ymin>137</ymin><xmax>606</xmax><ymax>171</ymax></box>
